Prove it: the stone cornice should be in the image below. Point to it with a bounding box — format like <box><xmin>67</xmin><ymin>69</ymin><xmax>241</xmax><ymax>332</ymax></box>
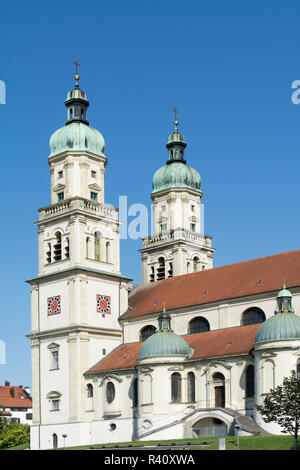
<box><xmin>26</xmin><ymin>324</ymin><xmax>122</xmax><ymax>340</ymax></box>
<box><xmin>26</xmin><ymin>265</ymin><xmax>132</xmax><ymax>285</ymax></box>
<box><xmin>151</xmin><ymin>187</ymin><xmax>203</xmax><ymax>200</ymax></box>
<box><xmin>48</xmin><ymin>150</ymin><xmax>107</xmax><ymax>166</ymax></box>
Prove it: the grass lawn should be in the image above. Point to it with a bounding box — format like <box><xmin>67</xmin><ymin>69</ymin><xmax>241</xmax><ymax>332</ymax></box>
<box><xmin>57</xmin><ymin>435</ymin><xmax>299</xmax><ymax>451</ymax></box>
<box><xmin>2</xmin><ymin>442</ymin><xmax>30</xmax><ymax>450</ymax></box>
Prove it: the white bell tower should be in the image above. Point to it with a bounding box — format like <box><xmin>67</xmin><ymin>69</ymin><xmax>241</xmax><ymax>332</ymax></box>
<box><xmin>27</xmin><ymin>69</ymin><xmax>130</xmax><ymax>450</ymax></box>
<box><xmin>140</xmin><ymin>114</ymin><xmax>215</xmax><ymax>283</ymax></box>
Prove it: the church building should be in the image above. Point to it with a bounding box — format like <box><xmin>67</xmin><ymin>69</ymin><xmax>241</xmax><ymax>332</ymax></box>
<box><xmin>27</xmin><ymin>72</ymin><xmax>300</xmax><ymax>449</ymax></box>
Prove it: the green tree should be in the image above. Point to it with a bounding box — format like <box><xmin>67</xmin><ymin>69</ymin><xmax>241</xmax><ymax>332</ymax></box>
<box><xmin>256</xmin><ymin>370</ymin><xmax>300</xmax><ymax>450</ymax></box>
<box><xmin>0</xmin><ymin>422</ymin><xmax>30</xmax><ymax>448</ymax></box>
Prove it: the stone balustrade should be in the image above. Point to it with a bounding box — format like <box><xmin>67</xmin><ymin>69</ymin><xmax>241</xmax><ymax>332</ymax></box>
<box><xmin>39</xmin><ymin>197</ymin><xmax>118</xmax><ymax>221</ymax></box>
<box><xmin>142</xmin><ymin>228</ymin><xmax>212</xmax><ymax>248</ymax></box>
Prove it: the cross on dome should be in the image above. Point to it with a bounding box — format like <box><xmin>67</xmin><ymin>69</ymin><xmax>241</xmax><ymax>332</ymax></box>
<box><xmin>74</xmin><ymin>59</ymin><xmax>80</xmax><ymax>87</ymax></box>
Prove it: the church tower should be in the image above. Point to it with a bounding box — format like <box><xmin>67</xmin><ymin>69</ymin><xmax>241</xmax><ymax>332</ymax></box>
<box><xmin>140</xmin><ymin>114</ymin><xmax>215</xmax><ymax>283</ymax></box>
<box><xmin>27</xmin><ymin>68</ymin><xmax>130</xmax><ymax>449</ymax></box>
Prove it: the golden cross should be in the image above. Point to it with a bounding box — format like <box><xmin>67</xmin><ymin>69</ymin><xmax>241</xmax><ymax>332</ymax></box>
<box><xmin>173</xmin><ymin>107</ymin><xmax>179</xmax><ymax>122</ymax></box>
<box><xmin>74</xmin><ymin>59</ymin><xmax>80</xmax><ymax>75</ymax></box>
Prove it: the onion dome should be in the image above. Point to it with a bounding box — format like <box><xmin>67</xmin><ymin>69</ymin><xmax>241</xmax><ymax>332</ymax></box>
<box><xmin>50</xmin><ymin>123</ymin><xmax>105</xmax><ymax>157</ymax></box>
<box><xmin>152</xmin><ymin>163</ymin><xmax>201</xmax><ymax>193</ymax></box>
<box><xmin>49</xmin><ymin>67</ymin><xmax>105</xmax><ymax>157</ymax></box>
<box><xmin>138</xmin><ymin>307</ymin><xmax>192</xmax><ymax>361</ymax></box>
<box><xmin>152</xmin><ymin>118</ymin><xmax>201</xmax><ymax>194</ymax></box>
<box><xmin>255</xmin><ymin>285</ymin><xmax>300</xmax><ymax>344</ymax></box>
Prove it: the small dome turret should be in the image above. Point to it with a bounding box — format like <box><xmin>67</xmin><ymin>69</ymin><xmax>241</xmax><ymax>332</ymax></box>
<box><xmin>138</xmin><ymin>306</ymin><xmax>192</xmax><ymax>361</ymax></box>
<box><xmin>255</xmin><ymin>285</ymin><xmax>300</xmax><ymax>344</ymax></box>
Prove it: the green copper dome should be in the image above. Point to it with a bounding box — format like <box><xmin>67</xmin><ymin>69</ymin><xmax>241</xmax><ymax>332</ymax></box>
<box><xmin>49</xmin><ymin>122</ymin><xmax>105</xmax><ymax>157</ymax></box>
<box><xmin>255</xmin><ymin>313</ymin><xmax>300</xmax><ymax>344</ymax></box>
<box><xmin>152</xmin><ymin>162</ymin><xmax>201</xmax><ymax>194</ymax></box>
<box><xmin>138</xmin><ymin>309</ymin><xmax>192</xmax><ymax>361</ymax></box>
<box><xmin>255</xmin><ymin>286</ymin><xmax>300</xmax><ymax>344</ymax></box>
<box><xmin>138</xmin><ymin>331</ymin><xmax>192</xmax><ymax>360</ymax></box>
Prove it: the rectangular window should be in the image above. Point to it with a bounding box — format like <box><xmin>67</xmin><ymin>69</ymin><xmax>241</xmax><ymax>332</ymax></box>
<box><xmin>57</xmin><ymin>192</ymin><xmax>64</xmax><ymax>201</ymax></box>
<box><xmin>51</xmin><ymin>351</ymin><xmax>59</xmax><ymax>370</ymax></box>
<box><xmin>52</xmin><ymin>400</ymin><xmax>60</xmax><ymax>411</ymax></box>
<box><xmin>26</xmin><ymin>413</ymin><xmax>32</xmax><ymax>420</ymax></box>
<box><xmin>160</xmin><ymin>223</ymin><xmax>167</xmax><ymax>234</ymax></box>
<box><xmin>91</xmin><ymin>170</ymin><xmax>97</xmax><ymax>178</ymax></box>
<box><xmin>190</xmin><ymin>223</ymin><xmax>196</xmax><ymax>232</ymax></box>
<box><xmin>90</xmin><ymin>192</ymin><xmax>98</xmax><ymax>201</ymax></box>
<box><xmin>11</xmin><ymin>418</ymin><xmax>20</xmax><ymax>423</ymax></box>
<box><xmin>191</xmin><ymin>204</ymin><xmax>195</xmax><ymax>212</ymax></box>
<box><xmin>102</xmin><ymin>349</ymin><xmax>106</xmax><ymax>355</ymax></box>
<box><xmin>58</xmin><ymin>171</ymin><xmax>63</xmax><ymax>178</ymax></box>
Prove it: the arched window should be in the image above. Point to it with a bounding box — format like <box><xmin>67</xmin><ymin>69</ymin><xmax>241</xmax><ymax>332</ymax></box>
<box><xmin>106</xmin><ymin>241</ymin><xmax>110</xmax><ymax>263</ymax></box>
<box><xmin>46</xmin><ymin>242</ymin><xmax>51</xmax><ymax>263</ymax></box>
<box><xmin>86</xmin><ymin>237</ymin><xmax>90</xmax><ymax>258</ymax></box>
<box><xmin>188</xmin><ymin>317</ymin><xmax>210</xmax><ymax>334</ymax></box>
<box><xmin>133</xmin><ymin>377</ymin><xmax>138</xmax><ymax>407</ymax></box>
<box><xmin>245</xmin><ymin>365</ymin><xmax>255</xmax><ymax>398</ymax></box>
<box><xmin>241</xmin><ymin>307</ymin><xmax>266</xmax><ymax>326</ymax></box>
<box><xmin>94</xmin><ymin>231</ymin><xmax>101</xmax><ymax>261</ymax></box>
<box><xmin>87</xmin><ymin>383</ymin><xmax>93</xmax><ymax>398</ymax></box>
<box><xmin>297</xmin><ymin>359</ymin><xmax>300</xmax><ymax>380</ymax></box>
<box><xmin>65</xmin><ymin>237</ymin><xmax>70</xmax><ymax>259</ymax></box>
<box><xmin>106</xmin><ymin>382</ymin><xmax>115</xmax><ymax>404</ymax></box>
<box><xmin>53</xmin><ymin>232</ymin><xmax>62</xmax><ymax>261</ymax></box>
<box><xmin>213</xmin><ymin>372</ymin><xmax>225</xmax><ymax>408</ymax></box>
<box><xmin>171</xmin><ymin>373</ymin><xmax>181</xmax><ymax>402</ymax></box>
<box><xmin>156</xmin><ymin>257</ymin><xmax>165</xmax><ymax>281</ymax></box>
<box><xmin>187</xmin><ymin>372</ymin><xmax>195</xmax><ymax>403</ymax></box>
<box><xmin>193</xmin><ymin>257</ymin><xmax>199</xmax><ymax>272</ymax></box>
<box><xmin>150</xmin><ymin>266</ymin><xmax>154</xmax><ymax>282</ymax></box>
<box><xmin>168</xmin><ymin>262</ymin><xmax>173</xmax><ymax>278</ymax></box>
<box><xmin>187</xmin><ymin>262</ymin><xmax>190</xmax><ymax>273</ymax></box>
<box><xmin>140</xmin><ymin>325</ymin><xmax>156</xmax><ymax>342</ymax></box>
<box><xmin>53</xmin><ymin>433</ymin><xmax>58</xmax><ymax>449</ymax></box>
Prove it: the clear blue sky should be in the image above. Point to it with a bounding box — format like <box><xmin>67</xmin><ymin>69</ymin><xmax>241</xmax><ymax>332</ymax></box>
<box><xmin>1</xmin><ymin>0</ymin><xmax>300</xmax><ymax>387</ymax></box>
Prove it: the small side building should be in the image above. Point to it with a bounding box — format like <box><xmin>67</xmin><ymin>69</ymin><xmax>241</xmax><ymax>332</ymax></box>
<box><xmin>0</xmin><ymin>382</ymin><xmax>32</xmax><ymax>425</ymax></box>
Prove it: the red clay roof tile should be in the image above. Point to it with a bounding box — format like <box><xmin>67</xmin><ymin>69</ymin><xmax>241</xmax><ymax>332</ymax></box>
<box><xmin>0</xmin><ymin>386</ymin><xmax>32</xmax><ymax>408</ymax></box>
<box><xmin>124</xmin><ymin>249</ymin><xmax>300</xmax><ymax>319</ymax></box>
<box><xmin>86</xmin><ymin>324</ymin><xmax>260</xmax><ymax>374</ymax></box>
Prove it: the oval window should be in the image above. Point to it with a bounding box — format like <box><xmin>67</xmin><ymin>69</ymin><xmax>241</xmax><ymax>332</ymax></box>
<box><xmin>106</xmin><ymin>381</ymin><xmax>115</xmax><ymax>404</ymax></box>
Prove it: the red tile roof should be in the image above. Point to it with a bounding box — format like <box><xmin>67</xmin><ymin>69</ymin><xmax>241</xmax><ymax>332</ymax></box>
<box><xmin>87</xmin><ymin>342</ymin><xmax>143</xmax><ymax>374</ymax></box>
<box><xmin>0</xmin><ymin>386</ymin><xmax>32</xmax><ymax>409</ymax></box>
<box><xmin>86</xmin><ymin>324</ymin><xmax>260</xmax><ymax>374</ymax></box>
<box><xmin>124</xmin><ymin>249</ymin><xmax>300</xmax><ymax>320</ymax></box>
